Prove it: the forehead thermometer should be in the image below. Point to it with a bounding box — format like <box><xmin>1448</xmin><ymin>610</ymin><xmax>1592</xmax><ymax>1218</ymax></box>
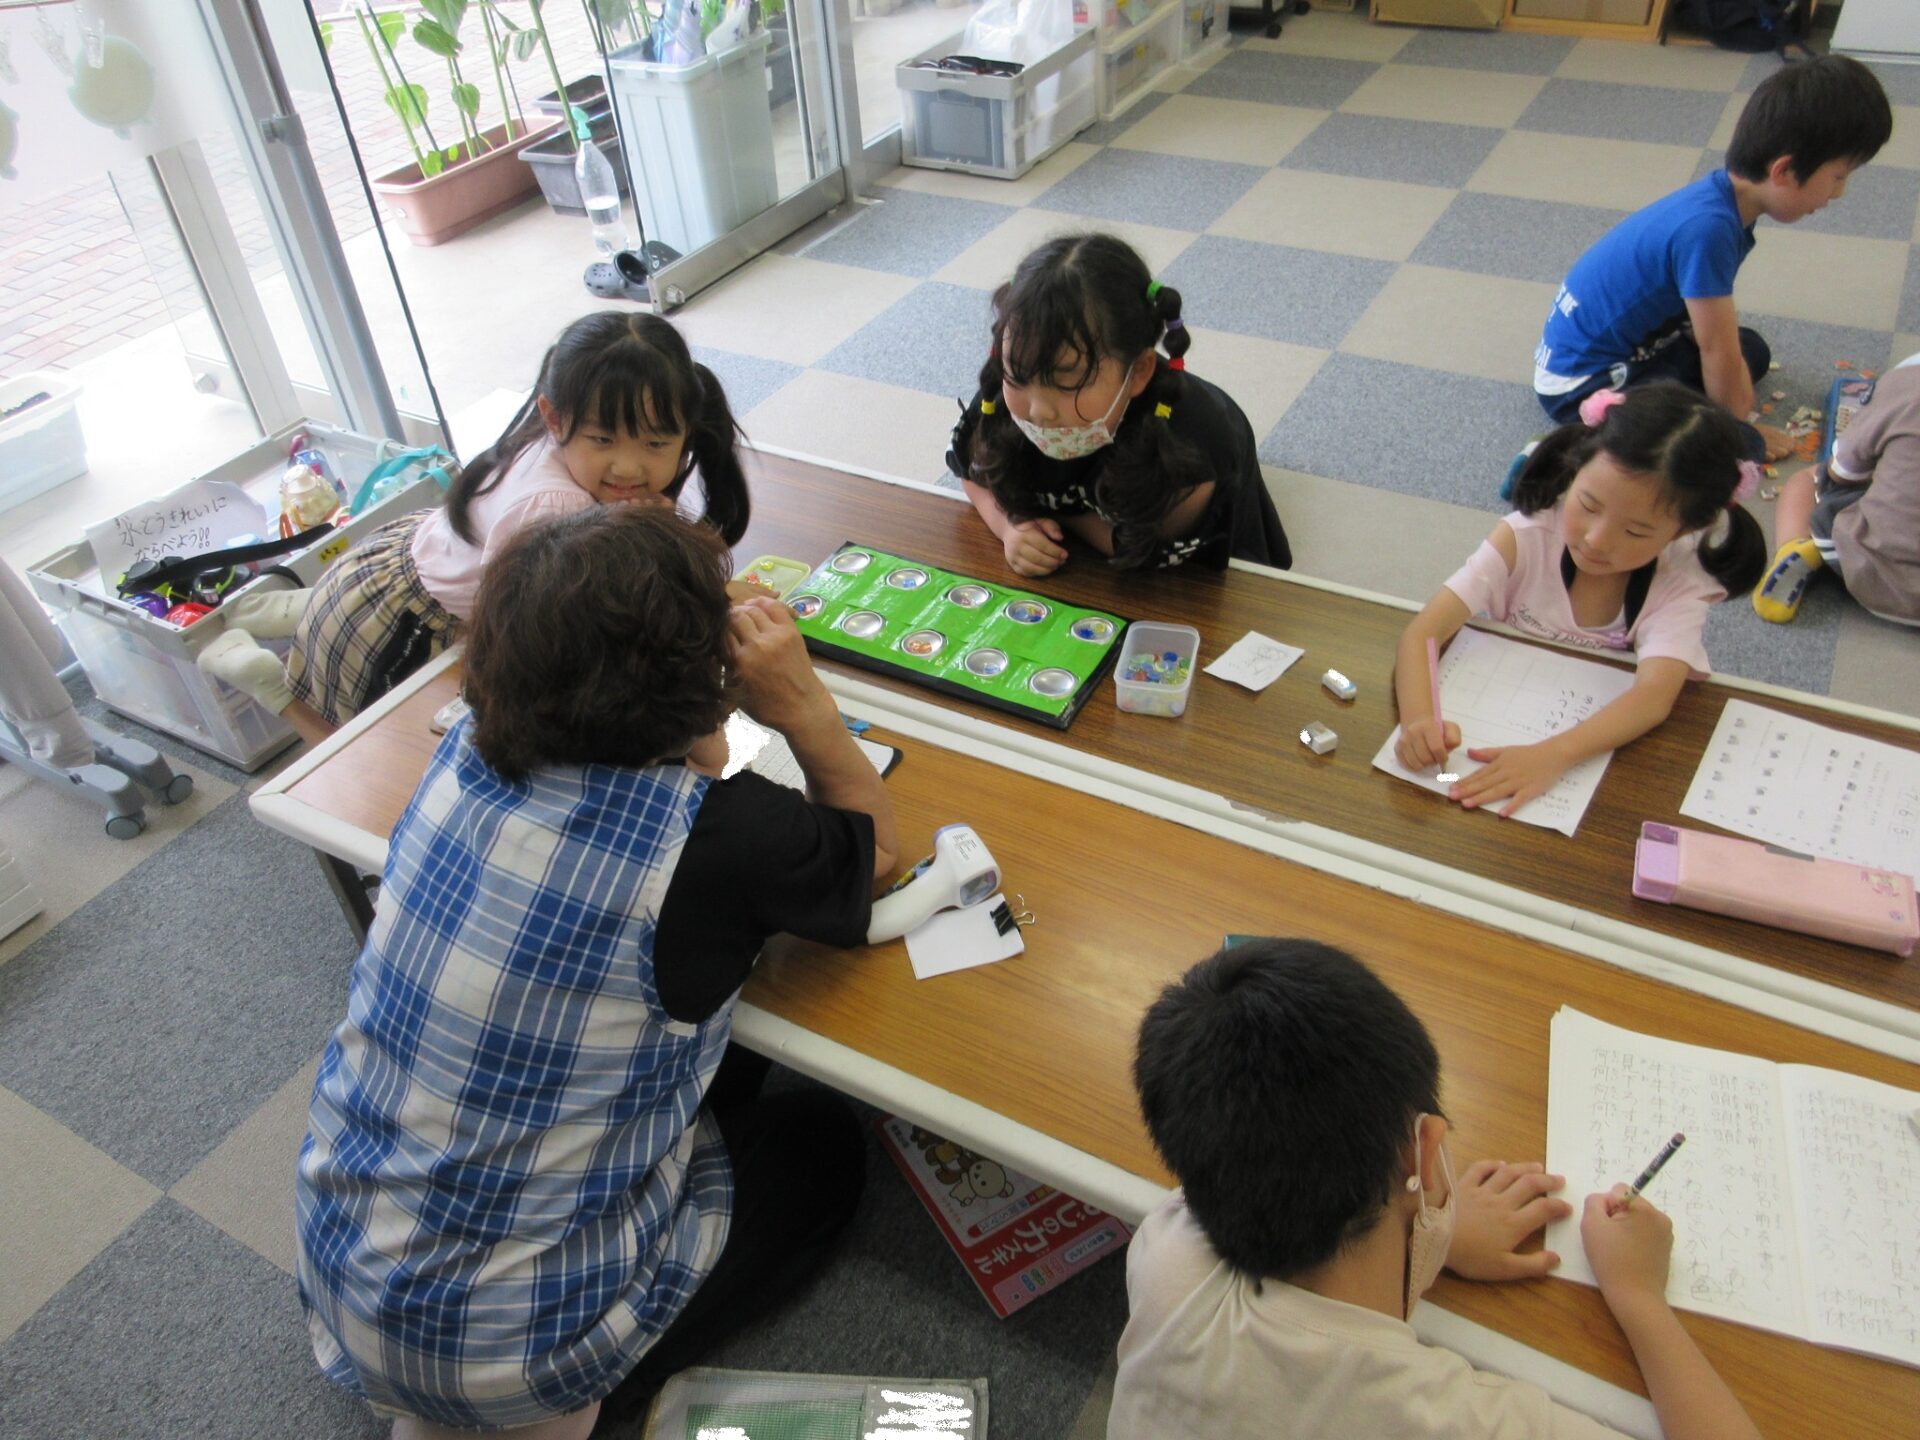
<box><xmin>868</xmin><ymin>824</ymin><xmax>1001</xmax><ymax>943</ymax></box>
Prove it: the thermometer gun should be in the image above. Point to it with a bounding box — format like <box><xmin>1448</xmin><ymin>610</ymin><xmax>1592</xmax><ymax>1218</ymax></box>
<box><xmin>868</xmin><ymin>824</ymin><xmax>1001</xmax><ymax>943</ymax></box>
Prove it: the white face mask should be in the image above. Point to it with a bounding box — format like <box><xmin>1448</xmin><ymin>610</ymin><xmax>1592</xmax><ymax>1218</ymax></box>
<box><xmin>1404</xmin><ymin>1119</ymin><xmax>1456</xmax><ymax>1320</ymax></box>
<box><xmin>1008</xmin><ymin>361</ymin><xmax>1137</xmax><ymax>462</ymax></box>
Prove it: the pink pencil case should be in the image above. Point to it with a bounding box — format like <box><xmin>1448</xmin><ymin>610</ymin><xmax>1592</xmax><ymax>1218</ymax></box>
<box><xmin>1633</xmin><ymin>822</ymin><xmax>1918</xmax><ymax>958</ymax></box>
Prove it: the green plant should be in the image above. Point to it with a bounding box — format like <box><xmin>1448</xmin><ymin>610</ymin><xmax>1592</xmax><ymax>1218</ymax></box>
<box><xmin>483</xmin><ymin>0</ymin><xmax>578</xmax><ymax>151</ymax></box>
<box><xmin>412</xmin><ymin>0</ymin><xmax>491</xmax><ymax>161</ymax></box>
<box><xmin>583</xmin><ymin>0</ymin><xmax>651</xmax><ymax>52</ymax></box>
<box><xmin>476</xmin><ymin>0</ymin><xmax>529</xmax><ymax>137</ymax></box>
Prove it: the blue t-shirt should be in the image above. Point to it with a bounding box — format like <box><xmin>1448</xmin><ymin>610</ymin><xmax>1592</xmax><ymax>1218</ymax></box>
<box><xmin>1535</xmin><ymin>170</ymin><xmax>1754</xmax><ymax>395</ymax></box>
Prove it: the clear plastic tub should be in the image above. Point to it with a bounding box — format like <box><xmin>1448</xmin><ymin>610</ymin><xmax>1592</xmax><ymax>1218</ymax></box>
<box><xmin>1114</xmin><ymin>620</ymin><xmax>1199</xmax><ymax>717</ymax></box>
<box><xmin>0</xmin><ymin>371</ymin><xmax>87</xmax><ymax>512</ymax></box>
<box><xmin>897</xmin><ymin>27</ymin><xmax>1097</xmax><ymax>180</ymax></box>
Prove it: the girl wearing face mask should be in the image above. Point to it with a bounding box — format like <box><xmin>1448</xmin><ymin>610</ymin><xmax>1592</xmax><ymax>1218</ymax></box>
<box><xmin>947</xmin><ymin>233</ymin><xmax>1292</xmax><ymax>578</ymax></box>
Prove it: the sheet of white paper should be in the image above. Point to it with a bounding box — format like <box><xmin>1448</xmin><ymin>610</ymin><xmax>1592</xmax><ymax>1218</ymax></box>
<box><xmin>1545</xmin><ymin>1009</ymin><xmax>1806</xmax><ymax>1339</ymax></box>
<box><xmin>1779</xmin><ymin>1066</ymin><xmax>1920</xmax><ymax>1365</ymax></box>
<box><xmin>1369</xmin><ymin>628</ymin><xmax>1637</xmax><ymax>837</ymax></box>
<box><xmin>906</xmin><ymin>894</ymin><xmax>1025</xmax><ymax>980</ymax></box>
<box><xmin>84</xmin><ymin>479</ymin><xmax>268</xmax><ymax>586</ymax></box>
<box><xmin>721</xmin><ymin>712</ymin><xmax>892</xmax><ymax>786</ymax></box>
<box><xmin>1203</xmin><ymin>632</ymin><xmax>1304</xmax><ymax>692</ymax></box>
<box><xmin>1679</xmin><ymin>699</ymin><xmax>1920</xmax><ymax>883</ymax></box>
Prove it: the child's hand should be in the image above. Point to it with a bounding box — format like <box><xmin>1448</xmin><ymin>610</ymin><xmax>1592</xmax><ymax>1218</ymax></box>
<box><xmin>1445</xmin><ymin>1160</ymin><xmax>1571</xmax><ymax>1281</ymax></box>
<box><xmin>1581</xmin><ymin>1187</ymin><xmax>1674</xmax><ymax>1306</ymax></box>
<box><xmin>1394</xmin><ymin>717</ymin><xmax>1461</xmax><ymax>771</ymax></box>
<box><xmin>728</xmin><ymin>596</ymin><xmax>832</xmax><ymax>734</ymax></box>
<box><xmin>1755</xmin><ymin>423</ymin><xmax>1795</xmax><ymax>464</ymax></box>
<box><xmin>1003</xmin><ymin>519</ymin><xmax>1068</xmax><ymax>578</ymax></box>
<box><xmin>1451</xmin><ymin>740</ymin><xmax>1568</xmax><ymax>817</ymax></box>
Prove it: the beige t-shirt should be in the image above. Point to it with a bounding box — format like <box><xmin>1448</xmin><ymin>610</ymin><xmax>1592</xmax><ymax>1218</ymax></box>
<box><xmin>1108</xmin><ymin>1194</ymin><xmax>1626</xmax><ymax>1440</ymax></box>
<box><xmin>409</xmin><ymin>437</ymin><xmax>594</xmax><ymax>618</ymax></box>
<box><xmin>1829</xmin><ymin>351</ymin><xmax>1920</xmax><ymax>627</ymax></box>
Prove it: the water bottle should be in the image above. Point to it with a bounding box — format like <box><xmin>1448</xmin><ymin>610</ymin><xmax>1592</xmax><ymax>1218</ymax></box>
<box><xmin>571</xmin><ymin>111</ymin><xmax>629</xmax><ymax>258</ymax></box>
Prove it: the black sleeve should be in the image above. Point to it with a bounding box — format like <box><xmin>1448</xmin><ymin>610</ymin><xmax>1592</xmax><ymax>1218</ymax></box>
<box><xmin>1180</xmin><ymin>374</ymin><xmax>1291</xmax><ymax>571</ymax></box>
<box><xmin>652</xmin><ymin>773</ymin><xmax>876</xmax><ymax>1025</ymax></box>
<box><xmin>946</xmin><ymin>392</ymin><xmax>983</xmax><ymax>481</ymax></box>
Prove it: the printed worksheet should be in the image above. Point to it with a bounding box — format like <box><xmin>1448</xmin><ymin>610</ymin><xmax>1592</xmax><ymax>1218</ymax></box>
<box><xmin>1679</xmin><ymin>699</ymin><xmax>1920</xmax><ymax>882</ymax></box>
<box><xmin>1545</xmin><ymin>1008</ymin><xmax>1920</xmax><ymax>1367</ymax></box>
<box><xmin>1371</xmin><ymin>628</ymin><xmax>1637</xmax><ymax>836</ymax></box>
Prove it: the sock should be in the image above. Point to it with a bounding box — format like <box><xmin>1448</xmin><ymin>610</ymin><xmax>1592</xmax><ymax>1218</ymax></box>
<box><xmin>1752</xmin><ymin>539</ymin><xmax>1824</xmax><ymax>624</ymax></box>
<box><xmin>220</xmin><ymin>587</ymin><xmax>308</xmax><ymax>640</ymax></box>
<box><xmin>196</xmin><ymin>628</ymin><xmax>295</xmax><ymax>712</ymax></box>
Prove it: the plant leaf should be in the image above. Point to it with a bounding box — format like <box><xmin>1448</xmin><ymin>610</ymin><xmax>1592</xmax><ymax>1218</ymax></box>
<box><xmin>412</xmin><ymin>19</ymin><xmax>459</xmax><ymax>57</ymax></box>
<box><xmin>445</xmin><ymin>145</ymin><xmax>465</xmax><ymax>167</ymax></box>
<box><xmin>420</xmin><ymin>0</ymin><xmax>468</xmax><ymax>33</ymax></box>
<box><xmin>591</xmin><ymin>0</ymin><xmax>630</xmax><ymax>26</ymax></box>
<box><xmin>382</xmin><ymin>81</ymin><xmax>430</xmax><ymax>126</ymax></box>
<box><xmin>376</xmin><ymin>10</ymin><xmax>407</xmax><ymax>46</ymax></box>
<box><xmin>452</xmin><ymin>81</ymin><xmax>481</xmax><ymax>117</ymax></box>
<box><xmin>511</xmin><ymin>29</ymin><xmax>541</xmax><ymax>60</ymax></box>
<box><xmin>421</xmin><ymin>149</ymin><xmax>445</xmax><ymax>177</ymax></box>
<box><xmin>491</xmin><ymin>3</ymin><xmax>521</xmax><ymax>31</ymax></box>
<box><xmin>319</xmin><ymin>20</ymin><xmax>334</xmax><ymax>50</ymax></box>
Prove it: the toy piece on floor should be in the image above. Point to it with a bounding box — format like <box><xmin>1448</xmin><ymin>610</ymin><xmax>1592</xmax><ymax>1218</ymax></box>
<box><xmin>788</xmin><ymin>542</ymin><xmax>1125</xmax><ymax>730</ymax></box>
<box><xmin>868</xmin><ymin>823</ymin><xmax>1000</xmax><ymax>943</ymax></box>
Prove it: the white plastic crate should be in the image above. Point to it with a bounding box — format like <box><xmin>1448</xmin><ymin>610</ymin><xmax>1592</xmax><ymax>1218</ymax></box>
<box><xmin>28</xmin><ymin>421</ymin><xmax>440</xmax><ymax>771</ymax></box>
<box><xmin>1098</xmin><ymin>0</ymin><xmax>1181</xmax><ymax>118</ymax></box>
<box><xmin>897</xmin><ymin>27</ymin><xmax>1097</xmax><ymax>181</ymax></box>
<box><xmin>607</xmin><ymin>33</ymin><xmax>778</xmax><ymax>256</ymax></box>
<box><xmin>0</xmin><ymin>372</ymin><xmax>87</xmax><ymax>513</ymax></box>
<box><xmin>1182</xmin><ymin>0</ymin><xmax>1225</xmax><ymax>59</ymax></box>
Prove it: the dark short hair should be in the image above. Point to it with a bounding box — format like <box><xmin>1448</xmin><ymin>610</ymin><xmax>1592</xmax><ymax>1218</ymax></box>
<box><xmin>1727</xmin><ymin>55</ymin><xmax>1892</xmax><ymax>182</ymax></box>
<box><xmin>463</xmin><ymin>506</ymin><xmax>734</xmax><ymax>780</ymax></box>
<box><xmin>1134</xmin><ymin>939</ymin><xmax>1441</xmax><ymax>1279</ymax></box>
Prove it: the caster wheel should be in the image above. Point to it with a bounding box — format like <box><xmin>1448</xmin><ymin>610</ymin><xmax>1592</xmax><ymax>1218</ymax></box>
<box><xmin>1265</xmin><ymin>18</ymin><xmax>1282</xmax><ymax>36</ymax></box>
<box><xmin>105</xmin><ymin>814</ymin><xmax>145</xmax><ymax>840</ymax></box>
<box><xmin>163</xmin><ymin>774</ymin><xmax>195</xmax><ymax>805</ymax></box>
<box><xmin>1293</xmin><ymin>0</ymin><xmax>1309</xmax><ymax>12</ymax></box>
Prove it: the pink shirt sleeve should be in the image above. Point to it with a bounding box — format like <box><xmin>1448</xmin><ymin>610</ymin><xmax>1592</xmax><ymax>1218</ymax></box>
<box><xmin>477</xmin><ymin>486</ymin><xmax>596</xmax><ymax>571</ymax></box>
<box><xmin>1630</xmin><ymin>557</ymin><xmax>1722</xmax><ymax>673</ymax></box>
<box><xmin>1442</xmin><ymin>537</ymin><xmax>1514</xmax><ymax>621</ymax></box>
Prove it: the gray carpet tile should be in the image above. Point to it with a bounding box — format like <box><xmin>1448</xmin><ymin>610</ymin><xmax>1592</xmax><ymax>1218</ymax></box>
<box><xmin>1259</xmin><ymin>352</ymin><xmax>1546</xmax><ymax>509</ymax></box>
<box><xmin>816</xmin><ymin>281</ymin><xmax>995</xmax><ymax>399</ymax></box>
<box><xmin>1740</xmin><ymin>313</ymin><xmax>1896</xmax><ymax>415</ymax></box>
<box><xmin>0</xmin><ymin>1202</ymin><xmax>381</xmax><ymax>1440</ymax></box>
<box><xmin>1701</xmin><ymin>560</ymin><xmax>1846</xmax><ymax>695</ymax></box>
<box><xmin>596</xmin><ymin>1085</ymin><xmax>1128</xmax><ymax>1439</ymax></box>
<box><xmin>1693</xmin><ymin>148</ymin><xmax>1920</xmax><ymax>241</ymax></box>
<box><xmin>0</xmin><ymin>793</ymin><xmax>356</xmax><ymax>1188</ymax></box>
<box><xmin>691</xmin><ymin>345</ymin><xmax>803</xmax><ymax>418</ymax></box>
<box><xmin>1409</xmin><ymin>191</ymin><xmax>1630</xmax><ymax>285</ymax></box>
<box><xmin>1028</xmin><ymin>145</ymin><xmax>1267</xmax><ymax>231</ymax></box>
<box><xmin>1393</xmin><ymin>27</ymin><xmax>1576</xmax><ymax>75</ymax></box>
<box><xmin>1734</xmin><ymin>52</ymin><xmax>1793</xmax><ymax>94</ymax></box>
<box><xmin>1160</xmin><ymin>234</ymin><xmax>1396</xmax><ymax>349</ymax></box>
<box><xmin>1516</xmin><ymin>78</ymin><xmax>1726</xmax><ymax>147</ymax></box>
<box><xmin>1182</xmin><ymin>49</ymin><xmax>1377</xmax><ymax>109</ymax></box>
<box><xmin>1080</xmin><ymin>88</ymin><xmax>1168</xmax><ymax>144</ymax></box>
<box><xmin>1903</xmin><ymin>246</ymin><xmax>1920</xmax><ymax>333</ymax></box>
<box><xmin>799</xmin><ymin>188</ymin><xmax>1020</xmax><ymax>279</ymax></box>
<box><xmin>1278</xmin><ymin>110</ymin><xmax>1504</xmax><ymax>188</ymax></box>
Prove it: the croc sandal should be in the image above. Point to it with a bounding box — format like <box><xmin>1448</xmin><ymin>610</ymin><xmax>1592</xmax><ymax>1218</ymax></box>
<box><xmin>584</xmin><ymin>259</ymin><xmax>637</xmax><ymax>301</ymax></box>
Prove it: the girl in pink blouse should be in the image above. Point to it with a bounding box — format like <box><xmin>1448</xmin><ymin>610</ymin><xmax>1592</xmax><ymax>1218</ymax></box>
<box><xmin>1394</xmin><ymin>382</ymin><xmax>1766</xmax><ymax>816</ymax></box>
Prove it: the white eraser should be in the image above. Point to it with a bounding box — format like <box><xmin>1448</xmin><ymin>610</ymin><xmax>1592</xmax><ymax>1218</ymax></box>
<box><xmin>1321</xmin><ymin>669</ymin><xmax>1357</xmax><ymax>702</ymax></box>
<box><xmin>1300</xmin><ymin>722</ymin><xmax>1338</xmax><ymax>755</ymax></box>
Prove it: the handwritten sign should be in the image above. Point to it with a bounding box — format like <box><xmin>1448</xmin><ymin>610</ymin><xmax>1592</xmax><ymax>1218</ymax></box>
<box><xmin>85</xmin><ymin>479</ymin><xmax>268</xmax><ymax>587</ymax></box>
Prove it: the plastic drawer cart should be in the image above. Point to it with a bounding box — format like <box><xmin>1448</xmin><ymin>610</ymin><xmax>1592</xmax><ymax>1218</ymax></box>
<box><xmin>28</xmin><ymin>422</ymin><xmax>440</xmax><ymax>772</ymax></box>
<box><xmin>897</xmin><ymin>27</ymin><xmax>1097</xmax><ymax>181</ymax></box>
<box><xmin>0</xmin><ymin>372</ymin><xmax>88</xmax><ymax>514</ymax></box>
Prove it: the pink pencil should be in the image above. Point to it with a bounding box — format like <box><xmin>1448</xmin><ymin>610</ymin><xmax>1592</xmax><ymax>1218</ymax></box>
<box><xmin>1426</xmin><ymin>636</ymin><xmax>1454</xmax><ymax>777</ymax></box>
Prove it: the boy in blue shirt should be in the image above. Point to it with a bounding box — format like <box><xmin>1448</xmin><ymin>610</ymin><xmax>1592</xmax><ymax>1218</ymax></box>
<box><xmin>1534</xmin><ymin>56</ymin><xmax>1892</xmax><ymax>463</ymax></box>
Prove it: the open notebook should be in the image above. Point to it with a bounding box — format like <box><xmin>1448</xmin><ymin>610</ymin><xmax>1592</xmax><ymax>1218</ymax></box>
<box><xmin>1544</xmin><ymin>1007</ymin><xmax>1920</xmax><ymax>1368</ymax></box>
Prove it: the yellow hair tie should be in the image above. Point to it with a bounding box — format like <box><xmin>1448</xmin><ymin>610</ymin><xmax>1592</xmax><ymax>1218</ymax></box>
<box><xmin>980</xmin><ymin>399</ymin><xmax>997</xmax><ymax>415</ymax></box>
<box><xmin>1154</xmin><ymin>402</ymin><xmax>1173</xmax><ymax>420</ymax></box>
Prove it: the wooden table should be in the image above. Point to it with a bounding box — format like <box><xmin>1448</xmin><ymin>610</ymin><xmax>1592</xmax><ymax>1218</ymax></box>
<box><xmin>251</xmin><ymin>651</ymin><xmax>1920</xmax><ymax>1440</ymax></box>
<box><xmin>733</xmin><ymin>453</ymin><xmax>1920</xmax><ymax>1027</ymax></box>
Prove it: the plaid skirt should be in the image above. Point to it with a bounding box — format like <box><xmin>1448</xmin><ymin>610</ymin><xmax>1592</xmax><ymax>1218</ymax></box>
<box><xmin>286</xmin><ymin>511</ymin><xmax>458</xmax><ymax>727</ymax></box>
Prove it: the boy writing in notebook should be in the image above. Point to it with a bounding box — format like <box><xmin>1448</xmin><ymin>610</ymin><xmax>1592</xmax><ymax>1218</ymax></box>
<box><xmin>1109</xmin><ymin>938</ymin><xmax>1763</xmax><ymax>1440</ymax></box>
<box><xmin>1533</xmin><ymin>55</ymin><xmax>1892</xmax><ymax>463</ymax></box>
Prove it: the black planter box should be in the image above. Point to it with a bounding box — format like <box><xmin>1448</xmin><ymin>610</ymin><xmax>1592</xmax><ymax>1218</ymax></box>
<box><xmin>533</xmin><ymin>73</ymin><xmax>609</xmax><ymax>115</ymax></box>
<box><xmin>520</xmin><ymin>117</ymin><xmax>629</xmax><ymax>217</ymax></box>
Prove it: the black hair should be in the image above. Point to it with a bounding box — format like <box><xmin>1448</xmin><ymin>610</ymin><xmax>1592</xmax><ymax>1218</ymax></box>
<box><xmin>965</xmin><ymin>233</ymin><xmax>1211</xmax><ymax>568</ymax></box>
<box><xmin>464</xmin><ymin>506</ymin><xmax>735</xmax><ymax>781</ymax></box>
<box><xmin>447</xmin><ymin>311</ymin><xmax>750</xmax><ymax>548</ymax></box>
<box><xmin>1134</xmin><ymin>939</ymin><xmax>1441</xmax><ymax>1280</ymax></box>
<box><xmin>1727</xmin><ymin>54</ymin><xmax>1892</xmax><ymax>183</ymax></box>
<box><xmin>1511</xmin><ymin>382</ymin><xmax>1767</xmax><ymax>596</ymax></box>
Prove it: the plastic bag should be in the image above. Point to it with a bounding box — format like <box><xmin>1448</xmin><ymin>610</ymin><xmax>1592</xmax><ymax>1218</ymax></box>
<box><xmin>961</xmin><ymin>0</ymin><xmax>1075</xmax><ymax>65</ymax></box>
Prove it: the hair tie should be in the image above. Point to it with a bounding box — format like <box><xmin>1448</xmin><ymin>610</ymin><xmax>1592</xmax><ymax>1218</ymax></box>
<box><xmin>1578</xmin><ymin>389</ymin><xmax>1626</xmax><ymax>428</ymax></box>
<box><xmin>1168</xmin><ymin>356</ymin><xmax>1185</xmax><ymax>372</ymax></box>
<box><xmin>1732</xmin><ymin>459</ymin><xmax>1761</xmax><ymax>505</ymax></box>
<box><xmin>979</xmin><ymin>398</ymin><xmax>996</xmax><ymax>415</ymax></box>
<box><xmin>1146</xmin><ymin>280</ymin><xmax>1163</xmax><ymax>300</ymax></box>
<box><xmin>1163</xmin><ymin>316</ymin><xmax>1184</xmax><ymax>333</ymax></box>
<box><xmin>1154</xmin><ymin>402</ymin><xmax>1173</xmax><ymax>420</ymax></box>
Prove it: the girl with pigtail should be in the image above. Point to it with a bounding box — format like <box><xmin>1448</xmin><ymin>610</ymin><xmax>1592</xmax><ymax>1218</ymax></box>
<box><xmin>947</xmin><ymin>233</ymin><xmax>1290</xmax><ymax>577</ymax></box>
<box><xmin>199</xmin><ymin>311</ymin><xmax>752</xmax><ymax>742</ymax></box>
<box><xmin>1393</xmin><ymin>381</ymin><xmax>1768</xmax><ymax>817</ymax></box>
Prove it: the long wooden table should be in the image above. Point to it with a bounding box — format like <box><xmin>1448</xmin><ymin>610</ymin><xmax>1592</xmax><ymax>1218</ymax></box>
<box><xmin>736</xmin><ymin>453</ymin><xmax>1920</xmax><ymax>1022</ymax></box>
<box><xmin>253</xmin><ymin>652</ymin><xmax>1920</xmax><ymax>1440</ymax></box>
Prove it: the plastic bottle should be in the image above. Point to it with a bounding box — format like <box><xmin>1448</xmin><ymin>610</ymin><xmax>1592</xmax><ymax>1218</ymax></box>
<box><xmin>571</xmin><ymin>109</ymin><xmax>629</xmax><ymax>258</ymax></box>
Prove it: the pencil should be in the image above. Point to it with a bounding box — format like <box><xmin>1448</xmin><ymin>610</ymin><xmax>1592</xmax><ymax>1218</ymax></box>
<box><xmin>1426</xmin><ymin>636</ymin><xmax>1448</xmax><ymax>767</ymax></box>
<box><xmin>1623</xmin><ymin>1132</ymin><xmax>1686</xmax><ymax>1207</ymax></box>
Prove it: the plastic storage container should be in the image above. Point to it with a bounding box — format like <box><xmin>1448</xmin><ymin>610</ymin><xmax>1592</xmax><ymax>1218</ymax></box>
<box><xmin>897</xmin><ymin>26</ymin><xmax>1097</xmax><ymax>180</ymax></box>
<box><xmin>1099</xmin><ymin>1</ymin><xmax>1181</xmax><ymax>119</ymax></box>
<box><xmin>1183</xmin><ymin>0</ymin><xmax>1224</xmax><ymax>59</ymax></box>
<box><xmin>0</xmin><ymin>372</ymin><xmax>87</xmax><ymax>513</ymax></box>
<box><xmin>520</xmin><ymin>110</ymin><xmax>628</xmax><ymax>216</ymax></box>
<box><xmin>1113</xmin><ymin>620</ymin><xmax>1200</xmax><ymax>717</ymax></box>
<box><xmin>28</xmin><ymin>421</ymin><xmax>440</xmax><ymax>771</ymax></box>
<box><xmin>606</xmin><ymin>32</ymin><xmax>777</xmax><ymax>256</ymax></box>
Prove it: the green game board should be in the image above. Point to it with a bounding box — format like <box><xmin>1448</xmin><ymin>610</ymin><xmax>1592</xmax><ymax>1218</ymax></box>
<box><xmin>789</xmin><ymin>542</ymin><xmax>1126</xmax><ymax>729</ymax></box>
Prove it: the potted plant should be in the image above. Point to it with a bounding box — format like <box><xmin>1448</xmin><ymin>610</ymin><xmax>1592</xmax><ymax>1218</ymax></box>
<box><xmin>323</xmin><ymin>2</ymin><xmax>561</xmax><ymax>247</ymax></box>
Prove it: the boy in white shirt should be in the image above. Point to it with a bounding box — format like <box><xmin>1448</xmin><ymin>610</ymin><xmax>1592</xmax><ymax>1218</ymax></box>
<box><xmin>1109</xmin><ymin>938</ymin><xmax>1764</xmax><ymax>1440</ymax></box>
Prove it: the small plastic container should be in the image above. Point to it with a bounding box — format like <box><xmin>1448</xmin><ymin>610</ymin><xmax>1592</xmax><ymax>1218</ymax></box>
<box><xmin>1114</xmin><ymin>620</ymin><xmax>1199</xmax><ymax>717</ymax></box>
<box><xmin>734</xmin><ymin>553</ymin><xmax>812</xmax><ymax>599</ymax></box>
